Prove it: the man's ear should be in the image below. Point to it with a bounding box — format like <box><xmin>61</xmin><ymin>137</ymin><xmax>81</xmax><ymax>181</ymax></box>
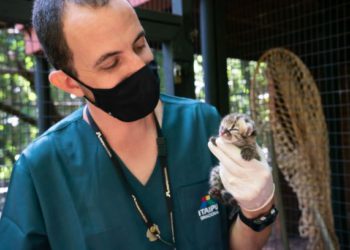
<box><xmin>49</xmin><ymin>70</ymin><xmax>84</xmax><ymax>97</ymax></box>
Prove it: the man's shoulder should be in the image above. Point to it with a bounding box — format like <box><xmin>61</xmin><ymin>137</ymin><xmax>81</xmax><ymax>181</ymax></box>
<box><xmin>161</xmin><ymin>93</ymin><xmax>209</xmax><ymax>107</ymax></box>
<box><xmin>21</xmin><ymin>108</ymin><xmax>85</xmax><ymax>166</ymax></box>
<box><xmin>43</xmin><ymin>107</ymin><xmax>84</xmax><ymax>135</ymax></box>
<box><xmin>161</xmin><ymin>94</ymin><xmax>220</xmax><ymax>117</ymax></box>
<box><xmin>160</xmin><ymin>93</ymin><xmax>200</xmax><ymax>105</ymax></box>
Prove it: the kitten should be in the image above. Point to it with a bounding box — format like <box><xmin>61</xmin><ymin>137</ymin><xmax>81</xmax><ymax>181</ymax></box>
<box><xmin>209</xmin><ymin>113</ymin><xmax>260</xmax><ymax>206</ymax></box>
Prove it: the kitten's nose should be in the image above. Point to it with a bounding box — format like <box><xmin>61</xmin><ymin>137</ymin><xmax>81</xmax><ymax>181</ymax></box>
<box><xmin>219</xmin><ymin>129</ymin><xmax>230</xmax><ymax>137</ymax></box>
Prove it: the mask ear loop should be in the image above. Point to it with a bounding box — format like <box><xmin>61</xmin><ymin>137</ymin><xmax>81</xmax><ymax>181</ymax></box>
<box><xmin>149</xmin><ymin>60</ymin><xmax>160</xmax><ymax>81</ymax></box>
<box><xmin>62</xmin><ymin>70</ymin><xmax>96</xmax><ymax>104</ymax></box>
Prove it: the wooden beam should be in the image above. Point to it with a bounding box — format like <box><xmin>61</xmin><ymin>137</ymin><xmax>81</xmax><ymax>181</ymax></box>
<box><xmin>0</xmin><ymin>0</ymin><xmax>33</xmax><ymax>24</ymax></box>
<box><xmin>0</xmin><ymin>1</ymin><xmax>182</xmax><ymax>43</ymax></box>
<box><xmin>135</xmin><ymin>9</ymin><xmax>182</xmax><ymax>42</ymax></box>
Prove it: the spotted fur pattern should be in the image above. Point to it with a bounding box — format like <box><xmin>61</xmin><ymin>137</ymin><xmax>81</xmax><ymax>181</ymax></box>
<box><xmin>209</xmin><ymin>113</ymin><xmax>260</xmax><ymax>206</ymax></box>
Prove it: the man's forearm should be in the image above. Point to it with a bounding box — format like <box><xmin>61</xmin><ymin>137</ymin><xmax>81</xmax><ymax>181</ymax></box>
<box><xmin>229</xmin><ymin>200</ymin><xmax>274</xmax><ymax>250</ymax></box>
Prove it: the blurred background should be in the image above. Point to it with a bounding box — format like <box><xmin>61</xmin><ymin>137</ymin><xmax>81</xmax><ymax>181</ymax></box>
<box><xmin>0</xmin><ymin>0</ymin><xmax>349</xmax><ymax>249</ymax></box>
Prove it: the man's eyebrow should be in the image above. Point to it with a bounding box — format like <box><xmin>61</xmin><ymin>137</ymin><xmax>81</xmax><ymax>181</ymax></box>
<box><xmin>93</xmin><ymin>30</ymin><xmax>146</xmax><ymax>68</ymax></box>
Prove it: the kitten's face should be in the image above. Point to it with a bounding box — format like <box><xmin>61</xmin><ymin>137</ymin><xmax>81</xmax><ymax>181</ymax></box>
<box><xmin>219</xmin><ymin>114</ymin><xmax>256</xmax><ymax>146</ymax></box>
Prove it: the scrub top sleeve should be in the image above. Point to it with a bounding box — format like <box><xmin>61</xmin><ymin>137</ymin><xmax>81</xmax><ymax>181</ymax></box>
<box><xmin>0</xmin><ymin>155</ymin><xmax>50</xmax><ymax>250</ymax></box>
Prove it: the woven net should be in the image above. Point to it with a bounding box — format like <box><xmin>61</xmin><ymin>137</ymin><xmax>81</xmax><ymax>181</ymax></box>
<box><xmin>250</xmin><ymin>48</ymin><xmax>339</xmax><ymax>250</ymax></box>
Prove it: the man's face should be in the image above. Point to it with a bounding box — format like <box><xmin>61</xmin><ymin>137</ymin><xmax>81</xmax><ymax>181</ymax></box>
<box><xmin>63</xmin><ymin>0</ymin><xmax>153</xmax><ymax>89</ymax></box>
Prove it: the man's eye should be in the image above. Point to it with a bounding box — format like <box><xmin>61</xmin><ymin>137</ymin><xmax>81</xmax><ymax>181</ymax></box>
<box><xmin>101</xmin><ymin>59</ymin><xmax>119</xmax><ymax>70</ymax></box>
<box><xmin>134</xmin><ymin>44</ymin><xmax>146</xmax><ymax>53</ymax></box>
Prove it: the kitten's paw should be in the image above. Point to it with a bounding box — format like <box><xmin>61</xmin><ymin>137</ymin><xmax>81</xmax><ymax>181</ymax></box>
<box><xmin>221</xmin><ymin>190</ymin><xmax>236</xmax><ymax>205</ymax></box>
<box><xmin>209</xmin><ymin>188</ymin><xmax>222</xmax><ymax>201</ymax></box>
<box><xmin>210</xmin><ymin>136</ymin><xmax>218</xmax><ymax>146</ymax></box>
<box><xmin>241</xmin><ymin>147</ymin><xmax>255</xmax><ymax>161</ymax></box>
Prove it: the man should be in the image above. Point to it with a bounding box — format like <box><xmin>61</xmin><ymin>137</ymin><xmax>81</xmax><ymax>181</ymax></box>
<box><xmin>0</xmin><ymin>0</ymin><xmax>276</xmax><ymax>249</ymax></box>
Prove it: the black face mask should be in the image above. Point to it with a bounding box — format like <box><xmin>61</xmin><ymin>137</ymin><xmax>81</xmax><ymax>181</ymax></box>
<box><xmin>66</xmin><ymin>61</ymin><xmax>160</xmax><ymax>122</ymax></box>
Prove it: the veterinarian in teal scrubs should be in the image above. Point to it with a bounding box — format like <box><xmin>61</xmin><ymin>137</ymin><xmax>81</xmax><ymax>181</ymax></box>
<box><xmin>0</xmin><ymin>94</ymin><xmax>229</xmax><ymax>249</ymax></box>
<box><xmin>0</xmin><ymin>0</ymin><xmax>276</xmax><ymax>249</ymax></box>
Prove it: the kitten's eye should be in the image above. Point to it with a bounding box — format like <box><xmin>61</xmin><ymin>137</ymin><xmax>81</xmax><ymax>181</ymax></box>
<box><xmin>229</xmin><ymin>128</ymin><xmax>239</xmax><ymax>132</ymax></box>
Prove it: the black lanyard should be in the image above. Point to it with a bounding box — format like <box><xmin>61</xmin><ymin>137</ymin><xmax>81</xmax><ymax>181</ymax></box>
<box><xmin>86</xmin><ymin>107</ymin><xmax>176</xmax><ymax>248</ymax></box>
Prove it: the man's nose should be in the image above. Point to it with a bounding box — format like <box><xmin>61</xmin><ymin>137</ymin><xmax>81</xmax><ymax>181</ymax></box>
<box><xmin>126</xmin><ymin>51</ymin><xmax>149</xmax><ymax>73</ymax></box>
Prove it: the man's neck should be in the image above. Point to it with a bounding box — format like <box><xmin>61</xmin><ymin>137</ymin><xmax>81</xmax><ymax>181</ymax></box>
<box><xmin>83</xmin><ymin>103</ymin><xmax>156</xmax><ymax>150</ymax></box>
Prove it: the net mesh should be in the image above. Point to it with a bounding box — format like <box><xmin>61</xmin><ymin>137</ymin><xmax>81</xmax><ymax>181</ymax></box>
<box><xmin>251</xmin><ymin>48</ymin><xmax>339</xmax><ymax>250</ymax></box>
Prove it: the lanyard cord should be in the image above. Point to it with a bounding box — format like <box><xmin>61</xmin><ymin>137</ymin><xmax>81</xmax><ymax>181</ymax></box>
<box><xmin>86</xmin><ymin>107</ymin><xmax>176</xmax><ymax>248</ymax></box>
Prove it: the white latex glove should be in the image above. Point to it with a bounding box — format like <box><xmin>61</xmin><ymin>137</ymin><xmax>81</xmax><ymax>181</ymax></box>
<box><xmin>208</xmin><ymin>138</ymin><xmax>275</xmax><ymax>212</ymax></box>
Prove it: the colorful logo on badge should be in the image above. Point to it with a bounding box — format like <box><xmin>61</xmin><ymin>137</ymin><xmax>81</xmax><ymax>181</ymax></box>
<box><xmin>198</xmin><ymin>194</ymin><xmax>219</xmax><ymax>221</ymax></box>
<box><xmin>200</xmin><ymin>195</ymin><xmax>217</xmax><ymax>209</ymax></box>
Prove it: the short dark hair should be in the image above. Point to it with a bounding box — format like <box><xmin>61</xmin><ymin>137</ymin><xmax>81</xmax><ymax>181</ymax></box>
<box><xmin>32</xmin><ymin>0</ymin><xmax>110</xmax><ymax>76</ymax></box>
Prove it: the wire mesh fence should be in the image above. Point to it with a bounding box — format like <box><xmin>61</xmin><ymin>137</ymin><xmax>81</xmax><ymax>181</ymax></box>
<box><xmin>0</xmin><ymin>28</ymin><xmax>82</xmax><ymax>218</ymax></box>
<box><xmin>191</xmin><ymin>0</ymin><xmax>349</xmax><ymax>248</ymax></box>
<box><xmin>223</xmin><ymin>0</ymin><xmax>350</xmax><ymax>248</ymax></box>
<box><xmin>0</xmin><ymin>29</ymin><xmax>34</xmax><ymax>184</ymax></box>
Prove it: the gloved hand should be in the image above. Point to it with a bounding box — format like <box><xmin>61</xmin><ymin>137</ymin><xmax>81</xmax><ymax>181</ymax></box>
<box><xmin>208</xmin><ymin>138</ymin><xmax>275</xmax><ymax>212</ymax></box>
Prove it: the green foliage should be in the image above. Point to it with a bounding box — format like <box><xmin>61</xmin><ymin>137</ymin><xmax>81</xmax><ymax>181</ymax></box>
<box><xmin>0</xmin><ymin>164</ymin><xmax>13</xmax><ymax>180</ymax></box>
<box><xmin>251</xmin><ymin>62</ymin><xmax>270</xmax><ymax>124</ymax></box>
<box><xmin>0</xmin><ymin>28</ymin><xmax>37</xmax><ymax>180</ymax></box>
<box><xmin>227</xmin><ymin>58</ymin><xmax>258</xmax><ymax>114</ymax></box>
<box><xmin>0</xmin><ymin>28</ymin><xmax>83</xmax><ymax>180</ymax></box>
<box><xmin>194</xmin><ymin>56</ymin><xmax>257</xmax><ymax>113</ymax></box>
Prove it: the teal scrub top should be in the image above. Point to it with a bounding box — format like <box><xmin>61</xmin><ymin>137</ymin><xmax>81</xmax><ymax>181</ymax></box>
<box><xmin>0</xmin><ymin>94</ymin><xmax>231</xmax><ymax>250</ymax></box>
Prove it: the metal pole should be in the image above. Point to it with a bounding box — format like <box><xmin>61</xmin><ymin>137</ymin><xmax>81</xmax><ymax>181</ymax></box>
<box><xmin>162</xmin><ymin>43</ymin><xmax>175</xmax><ymax>95</ymax></box>
<box><xmin>200</xmin><ymin>0</ymin><xmax>216</xmax><ymax>105</ymax></box>
<box><xmin>34</xmin><ymin>55</ymin><xmax>51</xmax><ymax>134</ymax></box>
